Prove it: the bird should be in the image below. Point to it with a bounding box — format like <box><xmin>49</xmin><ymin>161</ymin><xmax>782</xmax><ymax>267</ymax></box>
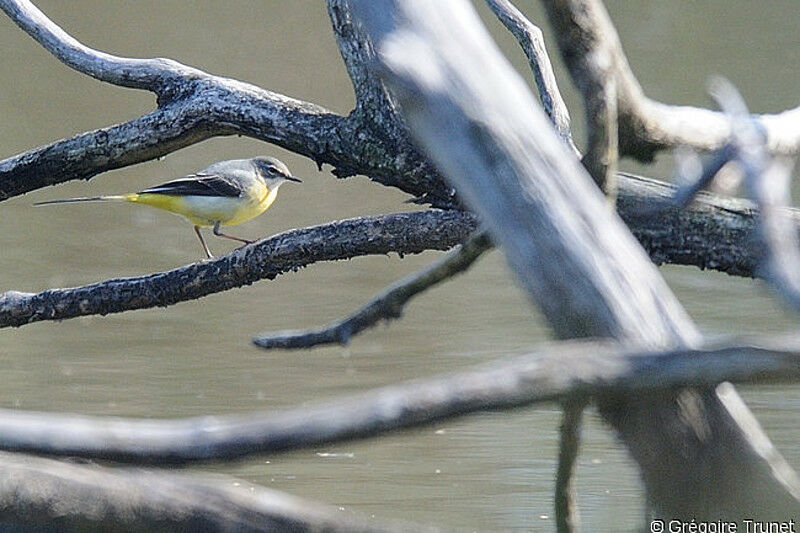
<box><xmin>34</xmin><ymin>156</ymin><xmax>302</xmax><ymax>258</ymax></box>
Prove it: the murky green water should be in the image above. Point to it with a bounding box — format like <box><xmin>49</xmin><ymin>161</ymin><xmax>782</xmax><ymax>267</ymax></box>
<box><xmin>1</xmin><ymin>1</ymin><xmax>798</xmax><ymax>531</ymax></box>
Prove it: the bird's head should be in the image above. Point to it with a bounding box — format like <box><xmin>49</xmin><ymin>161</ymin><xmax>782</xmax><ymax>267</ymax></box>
<box><xmin>252</xmin><ymin>156</ymin><xmax>302</xmax><ymax>189</ymax></box>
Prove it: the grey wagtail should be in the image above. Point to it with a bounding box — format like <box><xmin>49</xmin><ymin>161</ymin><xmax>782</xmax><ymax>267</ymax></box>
<box><xmin>34</xmin><ymin>156</ymin><xmax>302</xmax><ymax>258</ymax></box>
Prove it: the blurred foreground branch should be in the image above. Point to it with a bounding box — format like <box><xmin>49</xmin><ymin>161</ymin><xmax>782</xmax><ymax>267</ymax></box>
<box><xmin>0</xmin><ymin>452</ymin><xmax>408</xmax><ymax>532</ymax></box>
<box><xmin>1</xmin><ymin>338</ymin><xmax>800</xmax><ymax>464</ymax></box>
<box><xmin>352</xmin><ymin>0</ymin><xmax>798</xmax><ymax>519</ymax></box>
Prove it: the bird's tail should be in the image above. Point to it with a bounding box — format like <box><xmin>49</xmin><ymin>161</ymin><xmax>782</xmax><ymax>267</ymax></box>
<box><xmin>33</xmin><ymin>194</ymin><xmax>132</xmax><ymax>206</ymax></box>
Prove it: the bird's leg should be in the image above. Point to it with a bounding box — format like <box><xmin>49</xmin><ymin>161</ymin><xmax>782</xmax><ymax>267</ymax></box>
<box><xmin>194</xmin><ymin>225</ymin><xmax>214</xmax><ymax>259</ymax></box>
<box><xmin>212</xmin><ymin>221</ymin><xmax>254</xmax><ymax>245</ymax></box>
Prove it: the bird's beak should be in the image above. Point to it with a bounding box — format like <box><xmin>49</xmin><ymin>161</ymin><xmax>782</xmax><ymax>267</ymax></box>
<box><xmin>285</xmin><ymin>175</ymin><xmax>302</xmax><ymax>183</ymax></box>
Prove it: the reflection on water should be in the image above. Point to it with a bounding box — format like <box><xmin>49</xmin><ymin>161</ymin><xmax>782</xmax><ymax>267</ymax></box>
<box><xmin>1</xmin><ymin>1</ymin><xmax>799</xmax><ymax>530</ymax></box>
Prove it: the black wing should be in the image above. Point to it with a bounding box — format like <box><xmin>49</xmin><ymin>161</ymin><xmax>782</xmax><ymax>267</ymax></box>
<box><xmin>138</xmin><ymin>173</ymin><xmax>243</xmax><ymax>198</ymax></box>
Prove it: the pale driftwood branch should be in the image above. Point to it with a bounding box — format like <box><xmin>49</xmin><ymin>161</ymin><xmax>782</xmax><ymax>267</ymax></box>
<box><xmin>555</xmin><ymin>400</ymin><xmax>585</xmax><ymax>533</ymax></box>
<box><xmin>2</xmin><ymin>339</ymin><xmax>800</xmax><ymax>464</ymax></box>
<box><xmin>351</xmin><ymin>0</ymin><xmax>798</xmax><ymax>519</ymax></box>
<box><xmin>485</xmin><ymin>0</ymin><xmax>579</xmax><ymax>157</ymax></box>
<box><xmin>0</xmin><ymin>0</ymin><xmax>198</xmax><ymax>89</ymax></box>
<box><xmin>0</xmin><ymin>210</ymin><xmax>476</xmax><ymax>328</ymax></box>
<box><xmin>540</xmin><ymin>0</ymin><xmax>800</xmax><ymax>161</ymax></box>
<box><xmin>0</xmin><ymin>0</ymin><xmax>454</xmax><ymax>205</ymax></box>
<box><xmin>0</xmin><ymin>452</ymin><xmax>409</xmax><ymax>533</ymax></box>
<box><xmin>253</xmin><ymin>231</ymin><xmax>492</xmax><ymax>349</ymax></box>
<box><xmin>749</xmin><ymin>158</ymin><xmax>800</xmax><ymax>309</ymax></box>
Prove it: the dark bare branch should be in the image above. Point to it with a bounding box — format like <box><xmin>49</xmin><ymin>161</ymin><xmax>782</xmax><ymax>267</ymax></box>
<box><xmin>485</xmin><ymin>0</ymin><xmax>579</xmax><ymax>156</ymax></box>
<box><xmin>2</xmin><ymin>339</ymin><xmax>800</xmax><ymax>464</ymax></box>
<box><xmin>540</xmin><ymin>0</ymin><xmax>800</xmax><ymax>161</ymax></box>
<box><xmin>0</xmin><ymin>210</ymin><xmax>476</xmax><ymax>328</ymax></box>
<box><xmin>253</xmin><ymin>231</ymin><xmax>492</xmax><ymax>349</ymax></box>
<box><xmin>1</xmin><ymin>105</ymin><xmax>211</xmax><ymax>201</ymax></box>
<box><xmin>0</xmin><ymin>0</ymin><xmax>454</xmax><ymax>205</ymax></box>
<box><xmin>0</xmin><ymin>452</ymin><xmax>408</xmax><ymax>532</ymax></box>
<box><xmin>617</xmin><ymin>172</ymin><xmax>765</xmax><ymax>277</ymax></box>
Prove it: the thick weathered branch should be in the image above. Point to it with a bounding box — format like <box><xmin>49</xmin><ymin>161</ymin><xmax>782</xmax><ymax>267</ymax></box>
<box><xmin>485</xmin><ymin>0</ymin><xmax>579</xmax><ymax>156</ymax></box>
<box><xmin>253</xmin><ymin>231</ymin><xmax>492</xmax><ymax>349</ymax></box>
<box><xmin>1</xmin><ymin>339</ymin><xmax>800</xmax><ymax>464</ymax></box>
<box><xmin>0</xmin><ymin>0</ymin><xmax>455</xmax><ymax>205</ymax></box>
<box><xmin>351</xmin><ymin>0</ymin><xmax>799</xmax><ymax>519</ymax></box>
<box><xmin>0</xmin><ymin>452</ymin><xmax>406</xmax><ymax>532</ymax></box>
<box><xmin>0</xmin><ymin>210</ymin><xmax>476</xmax><ymax>328</ymax></box>
<box><xmin>617</xmin><ymin>172</ymin><xmax>767</xmax><ymax>277</ymax></box>
<box><xmin>1</xmin><ymin>105</ymin><xmax>216</xmax><ymax>200</ymax></box>
<box><xmin>540</xmin><ymin>0</ymin><xmax>800</xmax><ymax>161</ymax></box>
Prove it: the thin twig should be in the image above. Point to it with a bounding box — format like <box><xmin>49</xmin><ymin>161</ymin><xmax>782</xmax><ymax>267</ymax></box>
<box><xmin>2</xmin><ymin>337</ymin><xmax>800</xmax><ymax>464</ymax></box>
<box><xmin>0</xmin><ymin>210</ymin><xmax>477</xmax><ymax>328</ymax></box>
<box><xmin>555</xmin><ymin>399</ymin><xmax>586</xmax><ymax>533</ymax></box>
<box><xmin>485</xmin><ymin>0</ymin><xmax>579</xmax><ymax>156</ymax></box>
<box><xmin>254</xmin><ymin>231</ymin><xmax>492</xmax><ymax>349</ymax></box>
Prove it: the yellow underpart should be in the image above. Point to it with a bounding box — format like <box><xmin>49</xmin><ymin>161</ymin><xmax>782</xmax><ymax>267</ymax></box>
<box><xmin>124</xmin><ymin>182</ymin><xmax>278</xmax><ymax>227</ymax></box>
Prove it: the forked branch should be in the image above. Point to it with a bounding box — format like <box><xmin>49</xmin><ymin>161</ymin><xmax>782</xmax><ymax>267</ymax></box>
<box><xmin>253</xmin><ymin>231</ymin><xmax>492</xmax><ymax>349</ymax></box>
<box><xmin>540</xmin><ymin>0</ymin><xmax>800</xmax><ymax>161</ymax></box>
